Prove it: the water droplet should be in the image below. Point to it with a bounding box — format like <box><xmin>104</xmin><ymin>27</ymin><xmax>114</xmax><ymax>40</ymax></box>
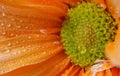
<box><xmin>7</xmin><ymin>43</ymin><xmax>11</xmax><ymax>46</ymax></box>
<box><xmin>36</xmin><ymin>35</ymin><xmax>40</xmax><ymax>37</ymax></box>
<box><xmin>48</xmin><ymin>51</ymin><xmax>54</xmax><ymax>55</ymax></box>
<box><xmin>1</xmin><ymin>47</ymin><xmax>10</xmax><ymax>53</ymax></box>
<box><xmin>6</xmin><ymin>24</ymin><xmax>12</xmax><ymax>27</ymax></box>
<box><xmin>2</xmin><ymin>12</ymin><xmax>5</xmax><ymax>16</ymax></box>
<box><xmin>16</xmin><ymin>25</ymin><xmax>21</xmax><ymax>29</ymax></box>
<box><xmin>11</xmin><ymin>18</ymin><xmax>15</xmax><ymax>21</ymax></box>
<box><xmin>25</xmin><ymin>26</ymin><xmax>28</xmax><ymax>29</ymax></box>
<box><xmin>15</xmin><ymin>41</ymin><xmax>19</xmax><ymax>44</ymax></box>
<box><xmin>28</xmin><ymin>36</ymin><xmax>32</xmax><ymax>39</ymax></box>
<box><xmin>13</xmin><ymin>52</ymin><xmax>17</xmax><ymax>55</ymax></box>
<box><xmin>10</xmin><ymin>33</ymin><xmax>14</xmax><ymax>36</ymax></box>
<box><xmin>0</xmin><ymin>23</ymin><xmax>4</xmax><ymax>26</ymax></box>
<box><xmin>22</xmin><ymin>40</ymin><xmax>25</xmax><ymax>43</ymax></box>
<box><xmin>17</xmin><ymin>50</ymin><xmax>22</xmax><ymax>54</ymax></box>
<box><xmin>28</xmin><ymin>45</ymin><xmax>31</xmax><ymax>48</ymax></box>
<box><xmin>100</xmin><ymin>4</ymin><xmax>104</xmax><ymax>8</ymax></box>
<box><xmin>21</xmin><ymin>46</ymin><xmax>25</xmax><ymax>49</ymax></box>
<box><xmin>5</xmin><ymin>49</ymin><xmax>10</xmax><ymax>53</ymax></box>
<box><xmin>40</xmin><ymin>29</ymin><xmax>46</xmax><ymax>34</ymax></box>
<box><xmin>53</xmin><ymin>41</ymin><xmax>60</xmax><ymax>44</ymax></box>
<box><xmin>42</xmin><ymin>51</ymin><xmax>46</xmax><ymax>55</ymax></box>
<box><xmin>22</xmin><ymin>49</ymin><xmax>26</xmax><ymax>52</ymax></box>
<box><xmin>19</xmin><ymin>59</ymin><xmax>23</xmax><ymax>63</ymax></box>
<box><xmin>2</xmin><ymin>32</ymin><xmax>6</xmax><ymax>35</ymax></box>
<box><xmin>19</xmin><ymin>20</ymin><xmax>23</xmax><ymax>23</ymax></box>
<box><xmin>1</xmin><ymin>6</ymin><xmax>5</xmax><ymax>9</ymax></box>
<box><xmin>15</xmin><ymin>34</ymin><xmax>18</xmax><ymax>37</ymax></box>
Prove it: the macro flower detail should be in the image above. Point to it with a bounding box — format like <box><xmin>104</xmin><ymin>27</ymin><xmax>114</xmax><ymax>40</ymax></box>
<box><xmin>61</xmin><ymin>2</ymin><xmax>117</xmax><ymax>67</ymax></box>
<box><xmin>0</xmin><ymin>0</ymin><xmax>120</xmax><ymax>76</ymax></box>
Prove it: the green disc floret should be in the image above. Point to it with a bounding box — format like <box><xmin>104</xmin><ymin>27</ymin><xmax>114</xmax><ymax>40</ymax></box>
<box><xmin>61</xmin><ymin>2</ymin><xmax>117</xmax><ymax>67</ymax></box>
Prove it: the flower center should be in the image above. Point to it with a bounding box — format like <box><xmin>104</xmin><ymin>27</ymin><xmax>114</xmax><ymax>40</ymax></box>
<box><xmin>61</xmin><ymin>2</ymin><xmax>117</xmax><ymax>67</ymax></box>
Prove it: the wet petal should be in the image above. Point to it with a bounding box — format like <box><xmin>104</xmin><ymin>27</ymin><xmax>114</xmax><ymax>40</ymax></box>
<box><xmin>0</xmin><ymin>34</ymin><xmax>63</xmax><ymax>74</ymax></box>
<box><xmin>96</xmin><ymin>71</ymin><xmax>105</xmax><ymax>76</ymax></box>
<box><xmin>0</xmin><ymin>1</ymin><xmax>64</xmax><ymax>37</ymax></box>
<box><xmin>105</xmin><ymin>69</ymin><xmax>112</xmax><ymax>76</ymax></box>
<box><xmin>105</xmin><ymin>28</ymin><xmax>120</xmax><ymax>67</ymax></box>
<box><xmin>79</xmin><ymin>69</ymin><xmax>85</xmax><ymax>76</ymax></box>
<box><xmin>0</xmin><ymin>0</ymin><xmax>68</xmax><ymax>20</ymax></box>
<box><xmin>1</xmin><ymin>51</ymin><xmax>70</xmax><ymax>76</ymax></box>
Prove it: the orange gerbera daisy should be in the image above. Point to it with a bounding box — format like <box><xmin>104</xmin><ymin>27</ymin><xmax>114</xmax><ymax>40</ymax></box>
<box><xmin>0</xmin><ymin>0</ymin><xmax>120</xmax><ymax>76</ymax></box>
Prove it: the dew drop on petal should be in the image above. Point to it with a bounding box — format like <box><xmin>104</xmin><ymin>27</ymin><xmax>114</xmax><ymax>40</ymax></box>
<box><xmin>36</xmin><ymin>35</ymin><xmax>40</xmax><ymax>37</ymax></box>
<box><xmin>2</xmin><ymin>32</ymin><xmax>6</xmax><ymax>35</ymax></box>
<box><xmin>5</xmin><ymin>49</ymin><xmax>10</xmax><ymax>53</ymax></box>
<box><xmin>7</xmin><ymin>43</ymin><xmax>12</xmax><ymax>47</ymax></box>
<box><xmin>2</xmin><ymin>12</ymin><xmax>5</xmax><ymax>17</ymax></box>
<box><xmin>1</xmin><ymin>5</ymin><xmax>5</xmax><ymax>9</ymax></box>
<box><xmin>40</xmin><ymin>29</ymin><xmax>46</xmax><ymax>34</ymax></box>
<box><xmin>28</xmin><ymin>36</ymin><xmax>32</xmax><ymax>39</ymax></box>
<box><xmin>21</xmin><ymin>46</ymin><xmax>25</xmax><ymax>49</ymax></box>
<box><xmin>42</xmin><ymin>51</ymin><xmax>47</xmax><ymax>55</ymax></box>
<box><xmin>53</xmin><ymin>41</ymin><xmax>60</xmax><ymax>44</ymax></box>
<box><xmin>27</xmin><ymin>45</ymin><xmax>31</xmax><ymax>48</ymax></box>
<box><xmin>0</xmin><ymin>22</ymin><xmax>4</xmax><ymax>26</ymax></box>
<box><xmin>11</xmin><ymin>18</ymin><xmax>15</xmax><ymax>21</ymax></box>
<box><xmin>10</xmin><ymin>33</ymin><xmax>14</xmax><ymax>36</ymax></box>
<box><xmin>15</xmin><ymin>41</ymin><xmax>19</xmax><ymax>44</ymax></box>
<box><xmin>6</xmin><ymin>24</ymin><xmax>12</xmax><ymax>27</ymax></box>
<box><xmin>25</xmin><ymin>26</ymin><xmax>28</xmax><ymax>29</ymax></box>
<box><xmin>22</xmin><ymin>49</ymin><xmax>26</xmax><ymax>52</ymax></box>
<box><xmin>16</xmin><ymin>25</ymin><xmax>21</xmax><ymax>29</ymax></box>
<box><xmin>19</xmin><ymin>20</ymin><xmax>23</xmax><ymax>23</ymax></box>
<box><xmin>0</xmin><ymin>47</ymin><xmax>10</xmax><ymax>54</ymax></box>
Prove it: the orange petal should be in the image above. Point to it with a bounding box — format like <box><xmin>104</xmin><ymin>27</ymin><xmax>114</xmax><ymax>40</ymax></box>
<box><xmin>62</xmin><ymin>65</ymin><xmax>81</xmax><ymax>76</ymax></box>
<box><xmin>105</xmin><ymin>69</ymin><xmax>112</xmax><ymax>76</ymax></box>
<box><xmin>0</xmin><ymin>34</ymin><xmax>60</xmax><ymax>49</ymax></box>
<box><xmin>68</xmin><ymin>66</ymin><xmax>81</xmax><ymax>76</ymax></box>
<box><xmin>61</xmin><ymin>65</ymin><xmax>75</xmax><ymax>76</ymax></box>
<box><xmin>83</xmin><ymin>70</ymin><xmax>92</xmax><ymax>76</ymax></box>
<box><xmin>57</xmin><ymin>0</ymin><xmax>83</xmax><ymax>6</ymax></box>
<box><xmin>1</xmin><ymin>51</ymin><xmax>70</xmax><ymax>76</ymax></box>
<box><xmin>26</xmin><ymin>0</ymin><xmax>68</xmax><ymax>13</ymax></box>
<box><xmin>106</xmin><ymin>0</ymin><xmax>120</xmax><ymax>21</ymax></box>
<box><xmin>96</xmin><ymin>71</ymin><xmax>105</xmax><ymax>76</ymax></box>
<box><xmin>0</xmin><ymin>4</ymin><xmax>63</xmax><ymax>37</ymax></box>
<box><xmin>0</xmin><ymin>27</ymin><xmax>61</xmax><ymax>37</ymax></box>
<box><xmin>111</xmin><ymin>67</ymin><xmax>119</xmax><ymax>76</ymax></box>
<box><xmin>0</xmin><ymin>1</ymin><xmax>63</xmax><ymax>23</ymax></box>
<box><xmin>0</xmin><ymin>34</ymin><xmax>63</xmax><ymax>74</ymax></box>
<box><xmin>6</xmin><ymin>0</ymin><xmax>68</xmax><ymax>13</ymax></box>
<box><xmin>79</xmin><ymin>68</ymin><xmax>85</xmax><ymax>76</ymax></box>
<box><xmin>105</xmin><ymin>39</ymin><xmax>120</xmax><ymax>67</ymax></box>
<box><xmin>0</xmin><ymin>0</ymin><xmax>68</xmax><ymax>19</ymax></box>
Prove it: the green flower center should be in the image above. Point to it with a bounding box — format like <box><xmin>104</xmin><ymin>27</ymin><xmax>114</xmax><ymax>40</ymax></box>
<box><xmin>61</xmin><ymin>2</ymin><xmax>117</xmax><ymax>67</ymax></box>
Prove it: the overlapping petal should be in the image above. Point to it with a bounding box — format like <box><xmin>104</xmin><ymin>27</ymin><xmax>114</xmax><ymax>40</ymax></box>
<box><xmin>0</xmin><ymin>0</ymin><xmax>120</xmax><ymax>76</ymax></box>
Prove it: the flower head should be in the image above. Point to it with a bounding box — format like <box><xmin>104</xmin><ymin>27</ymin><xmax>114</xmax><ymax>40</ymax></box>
<box><xmin>61</xmin><ymin>2</ymin><xmax>117</xmax><ymax>67</ymax></box>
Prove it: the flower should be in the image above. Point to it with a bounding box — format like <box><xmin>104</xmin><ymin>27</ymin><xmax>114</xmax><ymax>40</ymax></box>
<box><xmin>0</xmin><ymin>0</ymin><xmax>120</xmax><ymax>76</ymax></box>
